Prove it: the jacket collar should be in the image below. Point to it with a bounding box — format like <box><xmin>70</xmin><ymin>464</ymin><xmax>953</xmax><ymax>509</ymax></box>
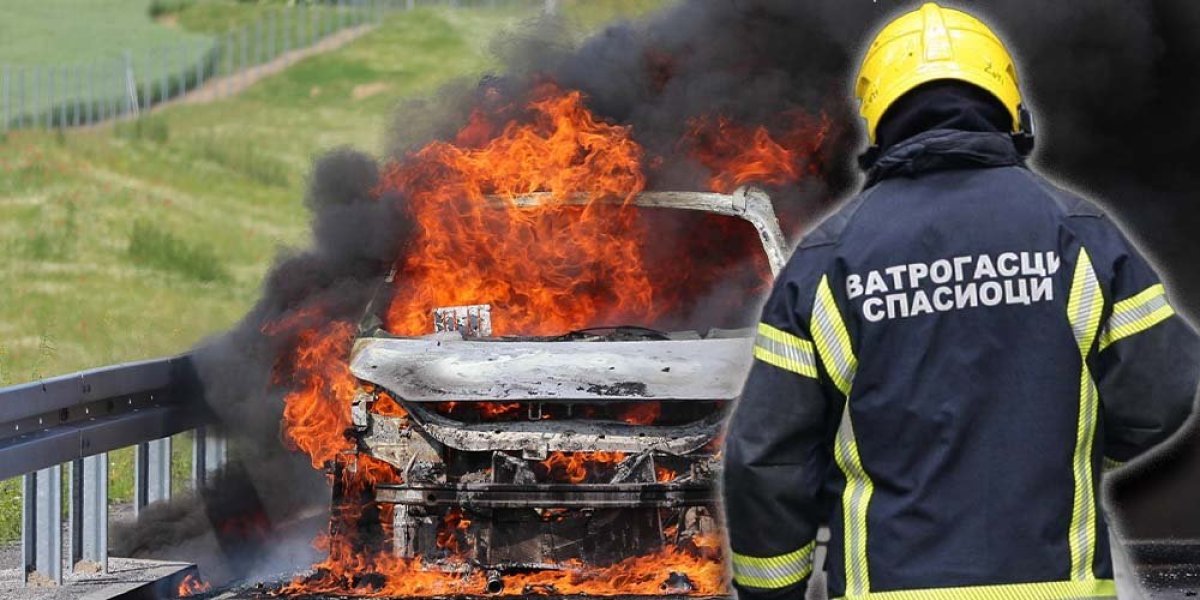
<box><xmin>865</xmin><ymin>129</ymin><xmax>1024</xmax><ymax>188</ymax></box>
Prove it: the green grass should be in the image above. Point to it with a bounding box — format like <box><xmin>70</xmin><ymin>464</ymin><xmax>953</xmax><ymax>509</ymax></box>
<box><xmin>0</xmin><ymin>0</ymin><xmax>213</xmax><ymax>66</ymax></box>
<box><xmin>0</xmin><ymin>0</ymin><xmax>673</xmax><ymax>541</ymax></box>
<box><xmin>128</xmin><ymin>220</ymin><xmax>232</xmax><ymax>282</ymax></box>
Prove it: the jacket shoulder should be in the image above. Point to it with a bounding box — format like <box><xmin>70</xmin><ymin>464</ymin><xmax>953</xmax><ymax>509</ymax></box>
<box><xmin>797</xmin><ymin>188</ymin><xmax>877</xmax><ymax>251</ymax></box>
<box><xmin>1014</xmin><ymin>169</ymin><xmax>1105</xmax><ymax>220</ymax></box>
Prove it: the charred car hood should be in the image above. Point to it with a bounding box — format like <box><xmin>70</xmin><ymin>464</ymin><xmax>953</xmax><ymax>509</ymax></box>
<box><xmin>350</xmin><ymin>336</ymin><xmax>755</xmax><ymax>402</ymax></box>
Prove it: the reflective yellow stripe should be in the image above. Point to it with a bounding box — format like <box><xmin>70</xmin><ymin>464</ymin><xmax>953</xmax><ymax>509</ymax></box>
<box><xmin>754</xmin><ymin>323</ymin><xmax>818</xmax><ymax>378</ymax></box>
<box><xmin>834</xmin><ymin>578</ymin><xmax>1116</xmax><ymax>599</ymax></box>
<box><xmin>811</xmin><ymin>275</ymin><xmax>871</xmax><ymax>596</ymax></box>
<box><xmin>1065</xmin><ymin>249</ymin><xmax>1104</xmax><ymax>581</ymax></box>
<box><xmin>731</xmin><ymin>541</ymin><xmax>816</xmax><ymax>589</ymax></box>
<box><xmin>1099</xmin><ymin>283</ymin><xmax>1174</xmax><ymax>351</ymax></box>
<box><xmin>812</xmin><ymin>276</ymin><xmax>858</xmax><ymax>396</ymax></box>
<box><xmin>833</xmin><ymin>405</ymin><xmax>873</xmax><ymax>597</ymax></box>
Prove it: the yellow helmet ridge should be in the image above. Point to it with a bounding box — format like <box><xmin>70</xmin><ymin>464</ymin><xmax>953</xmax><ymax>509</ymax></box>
<box><xmin>855</xmin><ymin>3</ymin><xmax>1025</xmax><ymax>145</ymax></box>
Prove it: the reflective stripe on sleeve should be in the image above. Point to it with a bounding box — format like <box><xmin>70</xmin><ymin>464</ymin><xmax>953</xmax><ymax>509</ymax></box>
<box><xmin>1065</xmin><ymin>248</ymin><xmax>1104</xmax><ymax>581</ymax></box>
<box><xmin>731</xmin><ymin>541</ymin><xmax>816</xmax><ymax>589</ymax></box>
<box><xmin>1099</xmin><ymin>283</ymin><xmax>1174</xmax><ymax>352</ymax></box>
<box><xmin>832</xmin><ymin>578</ymin><xmax>1116</xmax><ymax>599</ymax></box>
<box><xmin>754</xmin><ymin>323</ymin><xmax>818</xmax><ymax>378</ymax></box>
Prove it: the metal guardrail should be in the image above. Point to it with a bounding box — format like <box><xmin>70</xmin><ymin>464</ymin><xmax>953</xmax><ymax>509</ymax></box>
<box><xmin>0</xmin><ymin>355</ymin><xmax>218</xmax><ymax>586</ymax></box>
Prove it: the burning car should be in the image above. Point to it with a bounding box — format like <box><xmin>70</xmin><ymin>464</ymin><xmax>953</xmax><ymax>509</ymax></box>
<box><xmin>268</xmin><ymin>85</ymin><xmax>831</xmax><ymax>597</ymax></box>
<box><xmin>331</xmin><ymin>187</ymin><xmax>787</xmax><ymax>595</ymax></box>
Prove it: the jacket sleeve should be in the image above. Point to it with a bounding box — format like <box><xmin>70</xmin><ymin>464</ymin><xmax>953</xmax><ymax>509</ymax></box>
<box><xmin>723</xmin><ymin>271</ymin><xmax>836</xmax><ymax>600</ymax></box>
<box><xmin>1095</xmin><ymin>235</ymin><xmax>1200</xmax><ymax>465</ymax></box>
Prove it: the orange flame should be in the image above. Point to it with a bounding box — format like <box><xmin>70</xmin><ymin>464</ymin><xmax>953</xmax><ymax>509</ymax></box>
<box><xmin>655</xmin><ymin>465</ymin><xmax>678</xmax><ymax>483</ymax></box>
<box><xmin>370</xmin><ymin>392</ymin><xmax>408</xmax><ymax>418</ymax></box>
<box><xmin>176</xmin><ymin>573</ymin><xmax>211</xmax><ymax>597</ymax></box>
<box><xmin>538</xmin><ymin>451</ymin><xmax>628</xmax><ymax>484</ymax></box>
<box><xmin>382</xmin><ymin>83</ymin><xmax>653</xmax><ymax>337</ymax></box>
<box><xmin>685</xmin><ymin>111</ymin><xmax>830</xmax><ymax>194</ymax></box>
<box><xmin>270</xmin><ymin>318</ymin><xmax>358</xmax><ymax>469</ymax></box>
<box><xmin>620</xmin><ymin>401</ymin><xmax>662</xmax><ymax>425</ymax></box>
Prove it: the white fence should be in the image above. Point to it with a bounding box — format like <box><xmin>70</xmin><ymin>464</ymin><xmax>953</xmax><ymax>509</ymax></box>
<box><xmin>0</xmin><ymin>0</ymin><xmax>553</xmax><ymax>132</ymax></box>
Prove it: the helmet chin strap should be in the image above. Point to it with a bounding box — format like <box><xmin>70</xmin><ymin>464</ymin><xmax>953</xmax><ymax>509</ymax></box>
<box><xmin>1011</xmin><ymin>104</ymin><xmax>1036</xmax><ymax>157</ymax></box>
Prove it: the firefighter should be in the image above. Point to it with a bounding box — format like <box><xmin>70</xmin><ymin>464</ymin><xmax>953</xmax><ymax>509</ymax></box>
<box><xmin>722</xmin><ymin>3</ymin><xmax>1200</xmax><ymax>599</ymax></box>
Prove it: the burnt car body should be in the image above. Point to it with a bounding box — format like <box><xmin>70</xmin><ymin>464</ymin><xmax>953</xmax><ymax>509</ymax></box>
<box><xmin>342</xmin><ymin>188</ymin><xmax>788</xmax><ymax>588</ymax></box>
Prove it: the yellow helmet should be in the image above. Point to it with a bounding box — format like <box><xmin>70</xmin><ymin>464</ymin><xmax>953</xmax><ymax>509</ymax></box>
<box><xmin>855</xmin><ymin>3</ymin><xmax>1030</xmax><ymax>146</ymax></box>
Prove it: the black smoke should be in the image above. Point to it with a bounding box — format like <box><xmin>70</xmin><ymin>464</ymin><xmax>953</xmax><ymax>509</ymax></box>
<box><xmin>116</xmin><ymin>0</ymin><xmax>1200</xmax><ymax>581</ymax></box>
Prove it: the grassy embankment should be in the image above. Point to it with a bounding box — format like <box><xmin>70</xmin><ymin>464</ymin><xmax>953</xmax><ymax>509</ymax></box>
<box><xmin>0</xmin><ymin>0</ymin><xmax>669</xmax><ymax>541</ymax></box>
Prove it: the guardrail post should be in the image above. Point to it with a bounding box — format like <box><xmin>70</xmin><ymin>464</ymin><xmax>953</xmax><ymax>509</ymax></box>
<box><xmin>194</xmin><ymin>426</ymin><xmax>227</xmax><ymax>487</ymax></box>
<box><xmin>70</xmin><ymin>455</ymin><xmax>107</xmax><ymax>574</ymax></box>
<box><xmin>23</xmin><ymin>466</ymin><xmax>63</xmax><ymax>586</ymax></box>
<box><xmin>135</xmin><ymin>438</ymin><xmax>171</xmax><ymax>515</ymax></box>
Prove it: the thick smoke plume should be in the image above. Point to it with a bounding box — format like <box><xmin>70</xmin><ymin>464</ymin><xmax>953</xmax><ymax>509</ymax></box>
<box><xmin>115</xmin><ymin>0</ymin><xmax>1200</xmax><ymax>581</ymax></box>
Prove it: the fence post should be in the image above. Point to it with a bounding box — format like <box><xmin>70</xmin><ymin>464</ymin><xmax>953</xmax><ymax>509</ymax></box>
<box><xmin>283</xmin><ymin>8</ymin><xmax>292</xmax><ymax>58</ymax></box>
<box><xmin>86</xmin><ymin>63</ymin><xmax>94</xmax><ymax>125</ymax></box>
<box><xmin>268</xmin><ymin>10</ymin><xmax>277</xmax><ymax>62</ymax></box>
<box><xmin>59</xmin><ymin>66</ymin><xmax>68</xmax><ymax>128</ymax></box>
<box><xmin>73</xmin><ymin>65</ymin><xmax>82</xmax><ymax>127</ymax></box>
<box><xmin>61</xmin><ymin>65</ymin><xmax>70</xmax><ymax>127</ymax></box>
<box><xmin>69</xmin><ymin>455</ymin><xmax>107</xmax><ymax>574</ymax></box>
<box><xmin>224</xmin><ymin>32</ymin><xmax>234</xmax><ymax>98</ymax></box>
<box><xmin>255</xmin><ymin>17</ymin><xmax>264</xmax><ymax>66</ymax></box>
<box><xmin>544</xmin><ymin>0</ymin><xmax>556</xmax><ymax>15</ymax></box>
<box><xmin>45</xmin><ymin>66</ymin><xmax>54</xmax><ymax>129</ymax></box>
<box><xmin>31</xmin><ymin>66</ymin><xmax>39</xmax><ymax>129</ymax></box>
<box><xmin>99</xmin><ymin>63</ymin><xmax>107</xmax><ymax>123</ymax></box>
<box><xmin>240</xmin><ymin>26</ymin><xmax>249</xmax><ymax>86</ymax></box>
<box><xmin>23</xmin><ymin>465</ymin><xmax>63</xmax><ymax>586</ymax></box>
<box><xmin>18</xmin><ymin>66</ymin><xmax>26</xmax><ymax>129</ymax></box>
<box><xmin>2</xmin><ymin>64</ymin><xmax>9</xmax><ymax>133</ymax></box>
<box><xmin>142</xmin><ymin>52</ymin><xmax>152</xmax><ymax>112</ymax></box>
<box><xmin>195</xmin><ymin>47</ymin><xmax>204</xmax><ymax>99</ymax></box>
<box><xmin>49</xmin><ymin>67</ymin><xmax>57</xmax><ymax>129</ymax></box>
<box><xmin>123</xmin><ymin>51</ymin><xmax>137</xmax><ymax>119</ymax></box>
<box><xmin>407</xmin><ymin>0</ymin><xmax>414</xmax><ymax>12</ymax></box>
<box><xmin>60</xmin><ymin>65</ymin><xmax>69</xmax><ymax>127</ymax></box>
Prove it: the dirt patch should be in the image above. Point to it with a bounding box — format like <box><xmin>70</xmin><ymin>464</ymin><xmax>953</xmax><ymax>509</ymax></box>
<box><xmin>351</xmin><ymin>82</ymin><xmax>390</xmax><ymax>101</ymax></box>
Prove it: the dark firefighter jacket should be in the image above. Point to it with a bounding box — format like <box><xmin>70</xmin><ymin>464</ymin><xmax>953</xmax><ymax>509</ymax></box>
<box><xmin>722</xmin><ymin>129</ymin><xmax>1200</xmax><ymax>599</ymax></box>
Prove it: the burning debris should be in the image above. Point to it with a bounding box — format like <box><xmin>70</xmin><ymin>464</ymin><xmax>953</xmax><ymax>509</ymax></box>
<box><xmin>176</xmin><ymin>572</ymin><xmax>213</xmax><ymax>597</ymax></box>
